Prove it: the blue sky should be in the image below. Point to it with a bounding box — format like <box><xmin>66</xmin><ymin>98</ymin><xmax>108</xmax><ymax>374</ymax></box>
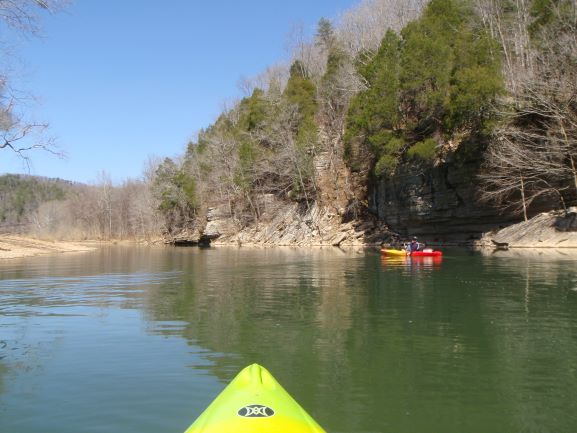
<box><xmin>2</xmin><ymin>0</ymin><xmax>359</xmax><ymax>184</ymax></box>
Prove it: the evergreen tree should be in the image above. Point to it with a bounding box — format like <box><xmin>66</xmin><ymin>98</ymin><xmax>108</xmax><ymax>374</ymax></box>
<box><xmin>152</xmin><ymin>158</ymin><xmax>197</xmax><ymax>232</ymax></box>
<box><xmin>399</xmin><ymin>0</ymin><xmax>502</xmax><ymax>136</ymax></box>
<box><xmin>283</xmin><ymin>61</ymin><xmax>319</xmax><ymax>199</ymax></box>
<box><xmin>238</xmin><ymin>88</ymin><xmax>269</xmax><ymax>133</ymax></box>
<box><xmin>315</xmin><ymin>17</ymin><xmax>335</xmax><ymax>52</ymax></box>
<box><xmin>284</xmin><ymin>61</ymin><xmax>318</xmax><ymax>149</ymax></box>
<box><xmin>345</xmin><ymin>30</ymin><xmax>402</xmax><ymax>175</ymax></box>
<box><xmin>344</xmin><ymin>0</ymin><xmax>503</xmax><ymax>177</ymax></box>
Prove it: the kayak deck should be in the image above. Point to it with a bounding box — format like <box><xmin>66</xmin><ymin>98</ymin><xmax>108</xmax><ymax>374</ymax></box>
<box><xmin>184</xmin><ymin>364</ymin><xmax>326</xmax><ymax>433</ymax></box>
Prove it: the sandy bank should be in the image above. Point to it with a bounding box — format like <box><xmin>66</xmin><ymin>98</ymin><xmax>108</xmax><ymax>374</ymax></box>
<box><xmin>0</xmin><ymin>235</ymin><xmax>97</xmax><ymax>260</ymax></box>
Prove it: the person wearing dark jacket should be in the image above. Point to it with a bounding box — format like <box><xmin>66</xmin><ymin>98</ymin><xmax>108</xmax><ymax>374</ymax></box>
<box><xmin>407</xmin><ymin>237</ymin><xmax>421</xmax><ymax>252</ymax></box>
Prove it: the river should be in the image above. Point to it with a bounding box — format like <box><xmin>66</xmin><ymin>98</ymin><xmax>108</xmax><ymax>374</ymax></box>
<box><xmin>1</xmin><ymin>246</ymin><xmax>576</xmax><ymax>433</ymax></box>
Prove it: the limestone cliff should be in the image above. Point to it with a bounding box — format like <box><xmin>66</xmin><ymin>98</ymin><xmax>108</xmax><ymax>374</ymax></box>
<box><xmin>204</xmin><ymin>144</ymin><xmax>392</xmax><ymax>247</ymax></box>
<box><xmin>173</xmin><ymin>138</ymin><xmax>573</xmax><ymax>248</ymax></box>
<box><xmin>368</xmin><ymin>158</ymin><xmax>521</xmax><ymax>243</ymax></box>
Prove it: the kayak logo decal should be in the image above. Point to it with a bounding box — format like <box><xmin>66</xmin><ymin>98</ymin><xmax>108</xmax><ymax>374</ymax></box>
<box><xmin>238</xmin><ymin>404</ymin><xmax>275</xmax><ymax>418</ymax></box>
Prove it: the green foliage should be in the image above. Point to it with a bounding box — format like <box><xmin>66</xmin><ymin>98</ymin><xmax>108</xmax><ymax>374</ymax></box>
<box><xmin>319</xmin><ymin>43</ymin><xmax>349</xmax><ymax>123</ymax></box>
<box><xmin>375</xmin><ymin>154</ymin><xmax>399</xmax><ymax>177</ymax></box>
<box><xmin>153</xmin><ymin>158</ymin><xmax>197</xmax><ymax>214</ymax></box>
<box><xmin>285</xmin><ymin>63</ymin><xmax>320</xmax><ymax>199</ymax></box>
<box><xmin>285</xmin><ymin>62</ymin><xmax>317</xmax><ymax>125</ymax></box>
<box><xmin>324</xmin><ymin>46</ymin><xmax>346</xmax><ymax>81</ymax></box>
<box><xmin>194</xmin><ymin>129</ymin><xmax>210</xmax><ymax>155</ymax></box>
<box><xmin>448</xmin><ymin>64</ymin><xmax>502</xmax><ymax>131</ymax></box>
<box><xmin>316</xmin><ymin>17</ymin><xmax>335</xmax><ymax>50</ymax></box>
<box><xmin>179</xmin><ymin>63</ymin><xmax>321</xmax><ymax>218</ymax></box>
<box><xmin>407</xmin><ymin>138</ymin><xmax>438</xmax><ymax>161</ymax></box>
<box><xmin>0</xmin><ymin>174</ymin><xmax>68</xmax><ymax>227</ymax></box>
<box><xmin>238</xmin><ymin>89</ymin><xmax>269</xmax><ymax>132</ymax></box>
<box><xmin>399</xmin><ymin>0</ymin><xmax>503</xmax><ymax>132</ymax></box>
<box><xmin>284</xmin><ymin>60</ymin><xmax>319</xmax><ymax>159</ymax></box>
<box><xmin>154</xmin><ymin>159</ymin><xmax>178</xmax><ymax>212</ymax></box>
<box><xmin>234</xmin><ymin>140</ymin><xmax>256</xmax><ymax>190</ymax></box>
<box><xmin>173</xmin><ymin>171</ymin><xmax>197</xmax><ymax>207</ymax></box>
<box><xmin>344</xmin><ymin>0</ymin><xmax>503</xmax><ymax>177</ymax></box>
<box><xmin>528</xmin><ymin>0</ymin><xmax>576</xmax><ymax>54</ymax></box>
<box><xmin>345</xmin><ymin>30</ymin><xmax>404</xmax><ymax>173</ymax></box>
<box><xmin>400</xmin><ymin>19</ymin><xmax>454</xmax><ymax>128</ymax></box>
<box><xmin>529</xmin><ymin>0</ymin><xmax>558</xmax><ymax>35</ymax></box>
<box><xmin>447</xmin><ymin>12</ymin><xmax>503</xmax><ymax>131</ymax></box>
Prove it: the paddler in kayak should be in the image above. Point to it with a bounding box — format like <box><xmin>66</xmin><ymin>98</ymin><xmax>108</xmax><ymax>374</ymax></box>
<box><xmin>406</xmin><ymin>236</ymin><xmax>421</xmax><ymax>253</ymax></box>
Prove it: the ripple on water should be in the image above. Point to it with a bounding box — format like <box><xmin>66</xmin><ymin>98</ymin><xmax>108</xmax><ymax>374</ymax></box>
<box><xmin>1</xmin><ymin>248</ymin><xmax>577</xmax><ymax>433</ymax></box>
<box><xmin>0</xmin><ymin>271</ymin><xmax>182</xmax><ymax>315</ymax></box>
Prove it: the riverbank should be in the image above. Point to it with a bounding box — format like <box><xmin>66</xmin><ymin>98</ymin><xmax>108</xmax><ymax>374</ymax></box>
<box><xmin>0</xmin><ymin>235</ymin><xmax>97</xmax><ymax>259</ymax></box>
<box><xmin>478</xmin><ymin>211</ymin><xmax>577</xmax><ymax>249</ymax></box>
<box><xmin>2</xmin><ymin>209</ymin><xmax>576</xmax><ymax>259</ymax></box>
<box><xmin>207</xmin><ymin>203</ymin><xmax>577</xmax><ymax>250</ymax></box>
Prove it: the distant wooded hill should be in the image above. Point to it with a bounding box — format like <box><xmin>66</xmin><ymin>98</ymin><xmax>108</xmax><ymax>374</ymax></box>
<box><xmin>0</xmin><ymin>174</ymin><xmax>72</xmax><ymax>232</ymax></box>
<box><xmin>0</xmin><ymin>174</ymin><xmax>161</xmax><ymax>240</ymax></box>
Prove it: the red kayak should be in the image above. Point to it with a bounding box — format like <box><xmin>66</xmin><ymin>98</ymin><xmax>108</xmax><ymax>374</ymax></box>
<box><xmin>381</xmin><ymin>248</ymin><xmax>442</xmax><ymax>257</ymax></box>
<box><xmin>410</xmin><ymin>250</ymin><xmax>442</xmax><ymax>257</ymax></box>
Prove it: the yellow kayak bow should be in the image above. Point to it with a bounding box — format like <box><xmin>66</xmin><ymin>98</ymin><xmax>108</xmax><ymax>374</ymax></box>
<box><xmin>184</xmin><ymin>364</ymin><xmax>327</xmax><ymax>433</ymax></box>
<box><xmin>381</xmin><ymin>248</ymin><xmax>408</xmax><ymax>257</ymax></box>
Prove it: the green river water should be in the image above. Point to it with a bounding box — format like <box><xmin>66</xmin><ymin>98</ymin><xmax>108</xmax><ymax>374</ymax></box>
<box><xmin>0</xmin><ymin>246</ymin><xmax>576</xmax><ymax>433</ymax></box>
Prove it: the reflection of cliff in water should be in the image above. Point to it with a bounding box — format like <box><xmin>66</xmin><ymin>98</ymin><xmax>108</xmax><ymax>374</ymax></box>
<box><xmin>142</xmin><ymin>248</ymin><xmax>359</xmax><ymax>379</ymax></box>
<box><xmin>1</xmin><ymin>246</ymin><xmax>575</xmax><ymax>432</ymax></box>
<box><xmin>141</xmin><ymin>247</ymin><xmax>368</xmax><ymax>425</ymax></box>
<box><xmin>141</xmin><ymin>248</ymin><xmax>577</xmax><ymax>432</ymax></box>
<box><xmin>479</xmin><ymin>248</ymin><xmax>577</xmax><ymax>291</ymax></box>
<box><xmin>477</xmin><ymin>253</ymin><xmax>577</xmax><ymax>430</ymax></box>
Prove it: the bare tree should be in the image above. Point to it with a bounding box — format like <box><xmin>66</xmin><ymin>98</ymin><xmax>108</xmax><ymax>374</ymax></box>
<box><xmin>479</xmin><ymin>0</ymin><xmax>577</xmax><ymax>216</ymax></box>
<box><xmin>95</xmin><ymin>171</ymin><xmax>113</xmax><ymax>239</ymax></box>
<box><xmin>286</xmin><ymin>22</ymin><xmax>328</xmax><ymax>82</ymax></box>
<box><xmin>235</xmin><ymin>64</ymin><xmax>290</xmax><ymax>101</ymax></box>
<box><xmin>473</xmin><ymin>0</ymin><xmax>534</xmax><ymax>94</ymax></box>
<box><xmin>0</xmin><ymin>0</ymin><xmax>68</xmax><ymax>34</ymax></box>
<box><xmin>336</xmin><ymin>0</ymin><xmax>426</xmax><ymax>61</ymax></box>
<box><xmin>0</xmin><ymin>102</ymin><xmax>61</xmax><ymax>165</ymax></box>
<box><xmin>480</xmin><ymin>129</ymin><xmax>571</xmax><ymax>220</ymax></box>
<box><xmin>0</xmin><ymin>0</ymin><xmax>69</xmax><ymax>161</ymax></box>
<box><xmin>480</xmin><ymin>81</ymin><xmax>577</xmax><ymax>217</ymax></box>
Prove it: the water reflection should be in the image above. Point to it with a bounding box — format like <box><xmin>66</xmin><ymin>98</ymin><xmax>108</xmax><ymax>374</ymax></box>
<box><xmin>380</xmin><ymin>254</ymin><xmax>443</xmax><ymax>271</ymax></box>
<box><xmin>140</xmin><ymin>247</ymin><xmax>577</xmax><ymax>433</ymax></box>
<box><xmin>0</xmin><ymin>246</ymin><xmax>576</xmax><ymax>433</ymax></box>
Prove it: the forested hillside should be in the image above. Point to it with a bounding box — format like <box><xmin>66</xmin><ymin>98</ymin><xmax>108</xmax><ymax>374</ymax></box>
<box><xmin>149</xmin><ymin>0</ymin><xmax>576</xmax><ymax>244</ymax></box>
<box><xmin>0</xmin><ymin>173</ymin><xmax>160</xmax><ymax>240</ymax></box>
<box><xmin>0</xmin><ymin>175</ymin><xmax>68</xmax><ymax>232</ymax></box>
<box><xmin>2</xmin><ymin>0</ymin><xmax>575</xmax><ymax>244</ymax></box>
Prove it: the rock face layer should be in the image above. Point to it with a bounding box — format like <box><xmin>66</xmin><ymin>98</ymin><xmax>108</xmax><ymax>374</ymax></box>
<box><xmin>171</xmin><ymin>138</ymin><xmax>575</xmax><ymax>247</ymax></box>
<box><xmin>369</xmin><ymin>159</ymin><xmax>521</xmax><ymax>242</ymax></box>
<box><xmin>481</xmin><ymin>211</ymin><xmax>577</xmax><ymax>248</ymax></box>
<box><xmin>209</xmin><ymin>201</ymin><xmax>390</xmax><ymax>247</ymax></box>
<box><xmin>203</xmin><ymin>133</ymin><xmax>394</xmax><ymax>247</ymax></box>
